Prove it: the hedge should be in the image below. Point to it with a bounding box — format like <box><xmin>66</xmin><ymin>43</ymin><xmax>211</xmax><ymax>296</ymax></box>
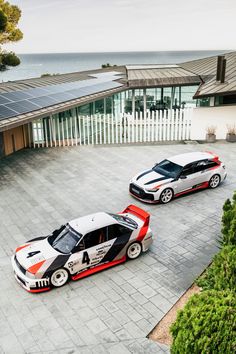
<box><xmin>170</xmin><ymin>290</ymin><xmax>236</xmax><ymax>354</ymax></box>
<box><xmin>196</xmin><ymin>246</ymin><xmax>236</xmax><ymax>291</ymax></box>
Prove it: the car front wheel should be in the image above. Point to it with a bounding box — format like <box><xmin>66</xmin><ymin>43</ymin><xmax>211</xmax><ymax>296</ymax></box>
<box><xmin>127</xmin><ymin>242</ymin><xmax>142</xmax><ymax>259</ymax></box>
<box><xmin>160</xmin><ymin>188</ymin><xmax>174</xmax><ymax>204</ymax></box>
<box><xmin>209</xmin><ymin>174</ymin><xmax>221</xmax><ymax>189</ymax></box>
<box><xmin>50</xmin><ymin>268</ymin><xmax>69</xmax><ymax>287</ymax></box>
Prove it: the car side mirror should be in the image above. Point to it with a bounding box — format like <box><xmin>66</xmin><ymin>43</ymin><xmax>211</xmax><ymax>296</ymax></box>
<box><xmin>180</xmin><ymin>175</ymin><xmax>187</xmax><ymax>179</ymax></box>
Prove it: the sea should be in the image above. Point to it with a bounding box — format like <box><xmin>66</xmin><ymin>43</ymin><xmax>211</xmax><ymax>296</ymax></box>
<box><xmin>0</xmin><ymin>50</ymin><xmax>228</xmax><ymax>83</ymax></box>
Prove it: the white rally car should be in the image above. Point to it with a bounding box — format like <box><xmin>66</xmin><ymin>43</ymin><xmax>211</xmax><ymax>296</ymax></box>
<box><xmin>12</xmin><ymin>205</ymin><xmax>152</xmax><ymax>293</ymax></box>
<box><xmin>130</xmin><ymin>151</ymin><xmax>227</xmax><ymax>204</ymax></box>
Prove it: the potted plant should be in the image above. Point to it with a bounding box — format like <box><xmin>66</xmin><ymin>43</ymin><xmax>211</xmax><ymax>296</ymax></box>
<box><xmin>206</xmin><ymin>126</ymin><xmax>217</xmax><ymax>143</ymax></box>
<box><xmin>226</xmin><ymin>125</ymin><xmax>236</xmax><ymax>142</ymax></box>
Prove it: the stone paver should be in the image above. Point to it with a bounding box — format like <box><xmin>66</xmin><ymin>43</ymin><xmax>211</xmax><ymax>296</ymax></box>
<box><xmin>0</xmin><ymin>142</ymin><xmax>236</xmax><ymax>353</ymax></box>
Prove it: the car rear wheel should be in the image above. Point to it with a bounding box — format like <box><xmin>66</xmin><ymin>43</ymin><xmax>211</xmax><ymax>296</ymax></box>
<box><xmin>127</xmin><ymin>242</ymin><xmax>142</xmax><ymax>259</ymax></box>
<box><xmin>50</xmin><ymin>268</ymin><xmax>69</xmax><ymax>287</ymax></box>
<box><xmin>209</xmin><ymin>174</ymin><xmax>221</xmax><ymax>189</ymax></box>
<box><xmin>160</xmin><ymin>188</ymin><xmax>173</xmax><ymax>204</ymax></box>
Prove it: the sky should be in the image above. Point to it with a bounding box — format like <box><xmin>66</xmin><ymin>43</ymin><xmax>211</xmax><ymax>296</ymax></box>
<box><xmin>4</xmin><ymin>0</ymin><xmax>236</xmax><ymax>53</ymax></box>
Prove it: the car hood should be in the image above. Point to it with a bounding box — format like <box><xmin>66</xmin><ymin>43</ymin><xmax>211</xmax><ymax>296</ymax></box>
<box><xmin>15</xmin><ymin>239</ymin><xmax>58</xmax><ymax>271</ymax></box>
<box><xmin>132</xmin><ymin>169</ymin><xmax>172</xmax><ymax>188</ymax></box>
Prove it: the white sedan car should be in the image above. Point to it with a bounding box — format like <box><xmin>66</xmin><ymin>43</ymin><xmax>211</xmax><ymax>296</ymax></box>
<box><xmin>12</xmin><ymin>205</ymin><xmax>152</xmax><ymax>292</ymax></box>
<box><xmin>130</xmin><ymin>151</ymin><xmax>227</xmax><ymax>204</ymax></box>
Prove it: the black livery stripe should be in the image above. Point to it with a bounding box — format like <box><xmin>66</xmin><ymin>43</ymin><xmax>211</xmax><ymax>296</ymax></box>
<box><xmin>100</xmin><ymin>233</ymin><xmax>132</xmax><ymax>263</ymax></box>
<box><xmin>43</xmin><ymin>254</ymin><xmax>71</xmax><ymax>277</ymax></box>
<box><xmin>27</xmin><ymin>236</ymin><xmax>47</xmax><ymax>242</ymax></box>
<box><xmin>136</xmin><ymin>170</ymin><xmax>152</xmax><ymax>180</ymax></box>
<box><xmin>144</xmin><ymin>176</ymin><xmax>168</xmax><ymax>185</ymax></box>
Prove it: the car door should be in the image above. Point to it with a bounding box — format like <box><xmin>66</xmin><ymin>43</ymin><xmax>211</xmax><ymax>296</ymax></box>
<box><xmin>176</xmin><ymin>163</ymin><xmax>198</xmax><ymax>193</ymax></box>
<box><xmin>192</xmin><ymin>160</ymin><xmax>210</xmax><ymax>185</ymax></box>
<box><xmin>68</xmin><ymin>227</ymin><xmax>115</xmax><ymax>274</ymax></box>
<box><xmin>99</xmin><ymin>224</ymin><xmax>133</xmax><ymax>263</ymax></box>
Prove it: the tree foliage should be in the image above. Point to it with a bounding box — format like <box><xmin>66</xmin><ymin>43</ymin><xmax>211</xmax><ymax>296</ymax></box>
<box><xmin>221</xmin><ymin>192</ymin><xmax>236</xmax><ymax>246</ymax></box>
<box><xmin>170</xmin><ymin>290</ymin><xmax>236</xmax><ymax>354</ymax></box>
<box><xmin>0</xmin><ymin>0</ymin><xmax>23</xmax><ymax>70</ymax></box>
<box><xmin>196</xmin><ymin>245</ymin><xmax>236</xmax><ymax>291</ymax></box>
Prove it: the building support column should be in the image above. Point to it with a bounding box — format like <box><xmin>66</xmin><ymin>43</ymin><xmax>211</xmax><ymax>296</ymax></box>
<box><xmin>143</xmin><ymin>88</ymin><xmax>147</xmax><ymax>117</ymax></box>
<box><xmin>132</xmin><ymin>89</ymin><xmax>135</xmax><ymax>117</ymax></box>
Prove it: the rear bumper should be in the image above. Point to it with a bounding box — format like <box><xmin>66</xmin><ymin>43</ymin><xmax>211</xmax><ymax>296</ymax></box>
<box><xmin>11</xmin><ymin>255</ymin><xmax>50</xmax><ymax>293</ymax></box>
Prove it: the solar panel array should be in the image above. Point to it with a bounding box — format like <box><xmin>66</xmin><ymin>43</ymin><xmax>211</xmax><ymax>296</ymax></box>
<box><xmin>0</xmin><ymin>72</ymin><xmax>124</xmax><ymax>121</ymax></box>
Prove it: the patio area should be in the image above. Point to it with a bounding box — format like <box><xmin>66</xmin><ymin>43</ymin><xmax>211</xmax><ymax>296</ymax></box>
<box><xmin>0</xmin><ymin>142</ymin><xmax>235</xmax><ymax>353</ymax></box>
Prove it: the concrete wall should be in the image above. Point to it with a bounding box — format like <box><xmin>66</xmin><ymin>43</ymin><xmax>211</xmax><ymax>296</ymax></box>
<box><xmin>191</xmin><ymin>106</ymin><xmax>236</xmax><ymax>140</ymax></box>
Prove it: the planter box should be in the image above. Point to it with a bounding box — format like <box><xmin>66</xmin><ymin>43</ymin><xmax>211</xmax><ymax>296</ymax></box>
<box><xmin>226</xmin><ymin>133</ymin><xmax>236</xmax><ymax>142</ymax></box>
<box><xmin>206</xmin><ymin>134</ymin><xmax>216</xmax><ymax>143</ymax></box>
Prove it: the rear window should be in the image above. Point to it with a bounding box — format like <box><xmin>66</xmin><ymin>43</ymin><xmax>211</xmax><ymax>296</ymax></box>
<box><xmin>108</xmin><ymin>213</ymin><xmax>138</xmax><ymax>229</ymax></box>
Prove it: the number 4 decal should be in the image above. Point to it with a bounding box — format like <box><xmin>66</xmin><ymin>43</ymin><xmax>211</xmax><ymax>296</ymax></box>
<box><xmin>82</xmin><ymin>251</ymin><xmax>90</xmax><ymax>265</ymax></box>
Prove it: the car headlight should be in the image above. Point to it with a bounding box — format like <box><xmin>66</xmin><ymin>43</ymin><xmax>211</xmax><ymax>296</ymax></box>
<box><xmin>146</xmin><ymin>187</ymin><xmax>159</xmax><ymax>192</ymax></box>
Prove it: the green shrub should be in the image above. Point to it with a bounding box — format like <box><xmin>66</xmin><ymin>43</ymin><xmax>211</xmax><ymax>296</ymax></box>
<box><xmin>221</xmin><ymin>192</ymin><xmax>236</xmax><ymax>246</ymax></box>
<box><xmin>170</xmin><ymin>290</ymin><xmax>236</xmax><ymax>354</ymax></box>
<box><xmin>196</xmin><ymin>246</ymin><xmax>236</xmax><ymax>291</ymax></box>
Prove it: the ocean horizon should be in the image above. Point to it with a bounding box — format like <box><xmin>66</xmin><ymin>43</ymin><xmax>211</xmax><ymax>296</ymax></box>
<box><xmin>0</xmin><ymin>50</ymin><xmax>229</xmax><ymax>83</ymax></box>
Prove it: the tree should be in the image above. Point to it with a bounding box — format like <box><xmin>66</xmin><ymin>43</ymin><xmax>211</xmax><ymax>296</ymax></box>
<box><xmin>0</xmin><ymin>0</ymin><xmax>23</xmax><ymax>71</ymax></box>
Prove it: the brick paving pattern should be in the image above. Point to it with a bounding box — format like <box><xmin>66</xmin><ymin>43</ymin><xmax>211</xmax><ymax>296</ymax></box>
<box><xmin>0</xmin><ymin>142</ymin><xmax>235</xmax><ymax>353</ymax></box>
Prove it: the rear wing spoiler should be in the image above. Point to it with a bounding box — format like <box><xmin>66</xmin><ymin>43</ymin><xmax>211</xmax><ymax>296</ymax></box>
<box><xmin>122</xmin><ymin>205</ymin><xmax>150</xmax><ymax>227</ymax></box>
<box><xmin>205</xmin><ymin>151</ymin><xmax>220</xmax><ymax>163</ymax></box>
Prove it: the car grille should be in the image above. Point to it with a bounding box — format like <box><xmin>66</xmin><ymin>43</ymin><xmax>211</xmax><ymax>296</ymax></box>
<box><xmin>14</xmin><ymin>255</ymin><xmax>26</xmax><ymax>275</ymax></box>
<box><xmin>129</xmin><ymin>183</ymin><xmax>154</xmax><ymax>201</ymax></box>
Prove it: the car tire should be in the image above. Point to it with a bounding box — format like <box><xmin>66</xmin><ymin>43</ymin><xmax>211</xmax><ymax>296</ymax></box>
<box><xmin>127</xmin><ymin>242</ymin><xmax>142</xmax><ymax>260</ymax></box>
<box><xmin>160</xmin><ymin>188</ymin><xmax>174</xmax><ymax>204</ymax></box>
<box><xmin>50</xmin><ymin>268</ymin><xmax>69</xmax><ymax>288</ymax></box>
<box><xmin>209</xmin><ymin>174</ymin><xmax>221</xmax><ymax>189</ymax></box>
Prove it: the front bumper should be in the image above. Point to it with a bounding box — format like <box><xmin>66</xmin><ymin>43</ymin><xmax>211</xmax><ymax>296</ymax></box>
<box><xmin>11</xmin><ymin>255</ymin><xmax>50</xmax><ymax>293</ymax></box>
<box><xmin>129</xmin><ymin>183</ymin><xmax>159</xmax><ymax>203</ymax></box>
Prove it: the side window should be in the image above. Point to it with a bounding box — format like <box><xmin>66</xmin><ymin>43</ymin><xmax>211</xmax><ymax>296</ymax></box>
<box><xmin>107</xmin><ymin>224</ymin><xmax>132</xmax><ymax>241</ymax></box>
<box><xmin>72</xmin><ymin>239</ymin><xmax>85</xmax><ymax>253</ymax></box>
<box><xmin>83</xmin><ymin>228</ymin><xmax>106</xmax><ymax>249</ymax></box>
<box><xmin>206</xmin><ymin>160</ymin><xmax>218</xmax><ymax>168</ymax></box>
<box><xmin>194</xmin><ymin>160</ymin><xmax>208</xmax><ymax>173</ymax></box>
<box><xmin>181</xmin><ymin>163</ymin><xmax>194</xmax><ymax>176</ymax></box>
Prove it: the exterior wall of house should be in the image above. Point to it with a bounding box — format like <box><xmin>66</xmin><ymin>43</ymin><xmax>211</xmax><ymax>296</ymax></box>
<box><xmin>191</xmin><ymin>106</ymin><xmax>236</xmax><ymax>140</ymax></box>
<box><xmin>3</xmin><ymin>125</ymin><xmax>29</xmax><ymax>156</ymax></box>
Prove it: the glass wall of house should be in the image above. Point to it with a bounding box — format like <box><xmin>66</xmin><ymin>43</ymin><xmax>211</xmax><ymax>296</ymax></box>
<box><xmin>76</xmin><ymin>85</ymin><xmax>198</xmax><ymax>118</ymax></box>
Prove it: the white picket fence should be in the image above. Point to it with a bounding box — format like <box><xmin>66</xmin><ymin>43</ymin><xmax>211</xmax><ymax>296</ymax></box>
<box><xmin>79</xmin><ymin>108</ymin><xmax>192</xmax><ymax>145</ymax></box>
<box><xmin>33</xmin><ymin>108</ymin><xmax>193</xmax><ymax>147</ymax></box>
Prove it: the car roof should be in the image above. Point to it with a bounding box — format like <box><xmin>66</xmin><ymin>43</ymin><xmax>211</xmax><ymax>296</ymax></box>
<box><xmin>167</xmin><ymin>151</ymin><xmax>216</xmax><ymax>166</ymax></box>
<box><xmin>69</xmin><ymin>212</ymin><xmax>117</xmax><ymax>235</ymax></box>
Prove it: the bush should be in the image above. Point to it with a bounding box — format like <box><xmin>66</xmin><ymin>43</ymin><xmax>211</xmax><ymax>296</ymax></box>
<box><xmin>170</xmin><ymin>290</ymin><xmax>236</xmax><ymax>354</ymax></box>
<box><xmin>221</xmin><ymin>192</ymin><xmax>236</xmax><ymax>246</ymax></box>
<box><xmin>196</xmin><ymin>246</ymin><xmax>236</xmax><ymax>291</ymax></box>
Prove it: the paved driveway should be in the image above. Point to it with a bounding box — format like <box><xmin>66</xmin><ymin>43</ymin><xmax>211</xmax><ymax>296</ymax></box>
<box><xmin>0</xmin><ymin>142</ymin><xmax>235</xmax><ymax>354</ymax></box>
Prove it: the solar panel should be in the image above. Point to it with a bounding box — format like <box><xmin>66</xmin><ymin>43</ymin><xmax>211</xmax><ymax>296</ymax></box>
<box><xmin>48</xmin><ymin>92</ymin><xmax>75</xmax><ymax>103</ymax></box>
<box><xmin>0</xmin><ymin>95</ymin><xmax>13</xmax><ymax>105</ymax></box>
<box><xmin>0</xmin><ymin>72</ymin><xmax>124</xmax><ymax>120</ymax></box>
<box><xmin>29</xmin><ymin>96</ymin><xmax>58</xmax><ymax>108</ymax></box>
<box><xmin>0</xmin><ymin>105</ymin><xmax>18</xmax><ymax>119</ymax></box>
<box><xmin>6</xmin><ymin>100</ymin><xmax>41</xmax><ymax>114</ymax></box>
<box><xmin>1</xmin><ymin>90</ymin><xmax>33</xmax><ymax>101</ymax></box>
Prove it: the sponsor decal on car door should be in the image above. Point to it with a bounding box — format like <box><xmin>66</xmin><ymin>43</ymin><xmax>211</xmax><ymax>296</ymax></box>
<box><xmin>67</xmin><ymin>228</ymin><xmax>116</xmax><ymax>275</ymax></box>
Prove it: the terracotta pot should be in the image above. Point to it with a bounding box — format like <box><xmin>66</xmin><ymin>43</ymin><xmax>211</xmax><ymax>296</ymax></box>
<box><xmin>206</xmin><ymin>133</ymin><xmax>216</xmax><ymax>143</ymax></box>
<box><xmin>226</xmin><ymin>133</ymin><xmax>236</xmax><ymax>142</ymax></box>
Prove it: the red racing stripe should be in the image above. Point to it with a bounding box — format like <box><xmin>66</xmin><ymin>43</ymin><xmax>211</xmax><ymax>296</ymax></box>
<box><xmin>15</xmin><ymin>244</ymin><xmax>30</xmax><ymax>253</ymax></box>
<box><xmin>71</xmin><ymin>256</ymin><xmax>126</xmax><ymax>281</ymax></box>
<box><xmin>175</xmin><ymin>182</ymin><xmax>209</xmax><ymax>197</ymax></box>
<box><xmin>27</xmin><ymin>287</ymin><xmax>50</xmax><ymax>293</ymax></box>
<box><xmin>27</xmin><ymin>260</ymin><xmax>46</xmax><ymax>274</ymax></box>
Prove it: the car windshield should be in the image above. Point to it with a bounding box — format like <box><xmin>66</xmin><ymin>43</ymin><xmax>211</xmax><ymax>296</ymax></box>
<box><xmin>109</xmin><ymin>213</ymin><xmax>138</xmax><ymax>229</ymax></box>
<box><xmin>48</xmin><ymin>224</ymin><xmax>82</xmax><ymax>254</ymax></box>
<box><xmin>153</xmin><ymin>159</ymin><xmax>182</xmax><ymax>178</ymax></box>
